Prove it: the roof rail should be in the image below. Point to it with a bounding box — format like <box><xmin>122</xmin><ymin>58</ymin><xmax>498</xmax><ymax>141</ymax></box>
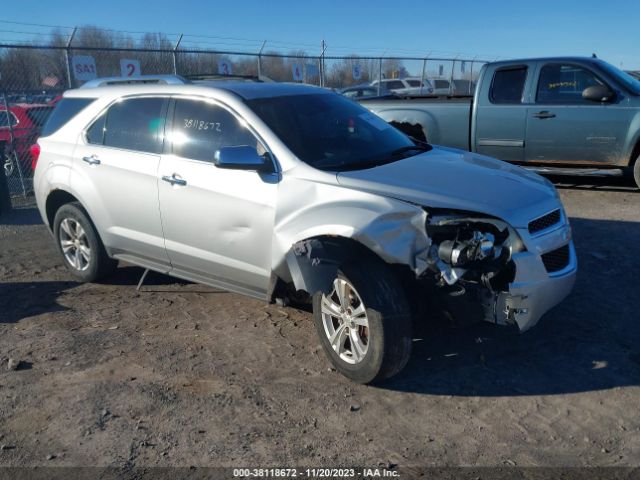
<box><xmin>184</xmin><ymin>73</ymin><xmax>274</xmax><ymax>83</ymax></box>
<box><xmin>79</xmin><ymin>75</ymin><xmax>189</xmax><ymax>88</ymax></box>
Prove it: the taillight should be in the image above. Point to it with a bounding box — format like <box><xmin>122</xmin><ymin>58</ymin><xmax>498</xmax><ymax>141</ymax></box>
<box><xmin>30</xmin><ymin>143</ymin><xmax>41</xmax><ymax>171</ymax></box>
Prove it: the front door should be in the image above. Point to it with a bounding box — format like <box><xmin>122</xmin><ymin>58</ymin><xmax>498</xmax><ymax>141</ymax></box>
<box><xmin>525</xmin><ymin>62</ymin><xmax>628</xmax><ymax>165</ymax></box>
<box><xmin>158</xmin><ymin>97</ymin><xmax>278</xmax><ymax>298</ymax></box>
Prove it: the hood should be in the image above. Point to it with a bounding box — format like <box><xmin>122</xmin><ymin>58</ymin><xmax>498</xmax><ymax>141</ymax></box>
<box><xmin>336</xmin><ymin>147</ymin><xmax>560</xmax><ymax>228</ymax></box>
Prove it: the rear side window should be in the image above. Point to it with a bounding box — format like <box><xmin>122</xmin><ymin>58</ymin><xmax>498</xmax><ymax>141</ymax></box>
<box><xmin>40</xmin><ymin>98</ymin><xmax>94</xmax><ymax>137</ymax></box>
<box><xmin>384</xmin><ymin>80</ymin><xmax>404</xmax><ymax>90</ymax></box>
<box><xmin>170</xmin><ymin>99</ymin><xmax>259</xmax><ymax>162</ymax></box>
<box><xmin>490</xmin><ymin>67</ymin><xmax>528</xmax><ymax>104</ymax></box>
<box><xmin>101</xmin><ymin>97</ymin><xmax>167</xmax><ymax>154</ymax></box>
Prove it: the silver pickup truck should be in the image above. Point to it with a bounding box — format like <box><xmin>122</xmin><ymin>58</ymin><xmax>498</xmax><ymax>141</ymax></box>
<box><xmin>360</xmin><ymin>57</ymin><xmax>640</xmax><ymax>188</ymax></box>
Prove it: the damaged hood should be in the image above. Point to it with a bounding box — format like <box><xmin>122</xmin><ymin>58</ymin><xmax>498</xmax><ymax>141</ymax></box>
<box><xmin>336</xmin><ymin>147</ymin><xmax>560</xmax><ymax>228</ymax></box>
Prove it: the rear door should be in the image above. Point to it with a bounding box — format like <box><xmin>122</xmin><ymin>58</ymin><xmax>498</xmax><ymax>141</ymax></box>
<box><xmin>157</xmin><ymin>97</ymin><xmax>278</xmax><ymax>298</ymax></box>
<box><xmin>71</xmin><ymin>96</ymin><xmax>171</xmax><ymax>270</ymax></box>
<box><xmin>525</xmin><ymin>62</ymin><xmax>628</xmax><ymax>165</ymax></box>
<box><xmin>474</xmin><ymin>64</ymin><xmax>530</xmax><ymax>162</ymax></box>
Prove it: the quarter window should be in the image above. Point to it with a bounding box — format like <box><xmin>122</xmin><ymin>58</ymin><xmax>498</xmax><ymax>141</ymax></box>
<box><xmin>86</xmin><ymin>113</ymin><xmax>106</xmax><ymax>145</ymax></box>
<box><xmin>170</xmin><ymin>99</ymin><xmax>259</xmax><ymax>162</ymax></box>
<box><xmin>90</xmin><ymin>97</ymin><xmax>166</xmax><ymax>153</ymax></box>
<box><xmin>490</xmin><ymin>67</ymin><xmax>528</xmax><ymax>104</ymax></box>
<box><xmin>536</xmin><ymin>64</ymin><xmax>604</xmax><ymax>104</ymax></box>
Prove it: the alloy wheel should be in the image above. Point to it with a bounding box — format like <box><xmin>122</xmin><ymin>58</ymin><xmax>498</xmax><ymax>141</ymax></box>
<box><xmin>59</xmin><ymin>218</ymin><xmax>91</xmax><ymax>271</ymax></box>
<box><xmin>320</xmin><ymin>278</ymin><xmax>370</xmax><ymax>364</ymax></box>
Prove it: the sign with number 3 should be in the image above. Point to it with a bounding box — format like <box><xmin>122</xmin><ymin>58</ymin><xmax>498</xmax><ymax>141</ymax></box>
<box><xmin>120</xmin><ymin>59</ymin><xmax>141</xmax><ymax>77</ymax></box>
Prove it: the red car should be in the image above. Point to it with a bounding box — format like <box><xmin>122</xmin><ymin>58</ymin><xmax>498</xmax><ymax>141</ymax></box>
<box><xmin>1</xmin><ymin>103</ymin><xmax>54</xmax><ymax>177</ymax></box>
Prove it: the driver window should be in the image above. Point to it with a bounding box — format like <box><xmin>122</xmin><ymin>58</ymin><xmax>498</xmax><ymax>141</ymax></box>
<box><xmin>536</xmin><ymin>64</ymin><xmax>604</xmax><ymax>104</ymax></box>
<box><xmin>170</xmin><ymin>99</ymin><xmax>261</xmax><ymax>162</ymax></box>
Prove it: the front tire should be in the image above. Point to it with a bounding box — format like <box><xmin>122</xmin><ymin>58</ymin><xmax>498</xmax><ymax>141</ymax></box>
<box><xmin>53</xmin><ymin>202</ymin><xmax>116</xmax><ymax>282</ymax></box>
<box><xmin>633</xmin><ymin>158</ymin><xmax>640</xmax><ymax>189</ymax></box>
<box><xmin>312</xmin><ymin>260</ymin><xmax>412</xmax><ymax>384</ymax></box>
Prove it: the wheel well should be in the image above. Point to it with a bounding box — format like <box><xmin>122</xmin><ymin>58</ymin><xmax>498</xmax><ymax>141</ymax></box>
<box><xmin>630</xmin><ymin>140</ymin><xmax>640</xmax><ymax>167</ymax></box>
<box><xmin>45</xmin><ymin>190</ymin><xmax>79</xmax><ymax>229</ymax></box>
<box><xmin>389</xmin><ymin>121</ymin><xmax>427</xmax><ymax>142</ymax></box>
<box><xmin>283</xmin><ymin>235</ymin><xmax>414</xmax><ymax>297</ymax></box>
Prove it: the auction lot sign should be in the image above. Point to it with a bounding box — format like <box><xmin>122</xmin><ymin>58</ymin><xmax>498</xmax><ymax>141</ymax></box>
<box><xmin>120</xmin><ymin>59</ymin><xmax>142</xmax><ymax>77</ymax></box>
<box><xmin>71</xmin><ymin>55</ymin><xmax>97</xmax><ymax>81</ymax></box>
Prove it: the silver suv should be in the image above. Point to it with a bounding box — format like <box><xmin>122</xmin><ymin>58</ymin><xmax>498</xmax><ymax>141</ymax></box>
<box><xmin>34</xmin><ymin>75</ymin><xmax>577</xmax><ymax>384</ymax></box>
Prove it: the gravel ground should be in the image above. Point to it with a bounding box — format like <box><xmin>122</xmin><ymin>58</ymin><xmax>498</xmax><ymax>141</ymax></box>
<box><xmin>0</xmin><ymin>178</ymin><xmax>639</xmax><ymax>470</ymax></box>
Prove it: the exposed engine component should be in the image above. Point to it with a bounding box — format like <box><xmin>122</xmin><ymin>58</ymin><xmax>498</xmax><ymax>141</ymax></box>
<box><xmin>437</xmin><ymin>231</ymin><xmax>501</xmax><ymax>267</ymax></box>
<box><xmin>424</xmin><ymin>213</ymin><xmax>520</xmax><ymax>291</ymax></box>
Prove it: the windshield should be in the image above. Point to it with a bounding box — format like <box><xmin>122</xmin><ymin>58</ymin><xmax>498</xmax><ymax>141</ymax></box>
<box><xmin>595</xmin><ymin>59</ymin><xmax>640</xmax><ymax>95</ymax></box>
<box><xmin>246</xmin><ymin>93</ymin><xmax>424</xmax><ymax>171</ymax></box>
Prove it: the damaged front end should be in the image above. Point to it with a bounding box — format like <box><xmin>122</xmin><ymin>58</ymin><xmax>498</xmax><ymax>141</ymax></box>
<box><xmin>422</xmin><ymin>211</ymin><xmax>576</xmax><ymax>331</ymax></box>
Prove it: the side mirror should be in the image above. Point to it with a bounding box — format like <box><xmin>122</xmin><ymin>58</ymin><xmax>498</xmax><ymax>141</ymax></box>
<box><xmin>214</xmin><ymin>145</ymin><xmax>273</xmax><ymax>173</ymax></box>
<box><xmin>582</xmin><ymin>84</ymin><xmax>615</xmax><ymax>103</ymax></box>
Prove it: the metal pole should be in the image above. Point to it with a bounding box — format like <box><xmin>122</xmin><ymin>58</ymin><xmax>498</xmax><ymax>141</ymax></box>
<box><xmin>172</xmin><ymin>34</ymin><xmax>183</xmax><ymax>75</ymax></box>
<box><xmin>419</xmin><ymin>58</ymin><xmax>427</xmax><ymax>95</ymax></box>
<box><xmin>320</xmin><ymin>40</ymin><xmax>326</xmax><ymax>87</ymax></box>
<box><xmin>257</xmin><ymin>40</ymin><xmax>266</xmax><ymax>79</ymax></box>
<box><xmin>377</xmin><ymin>57</ymin><xmax>383</xmax><ymax>96</ymax></box>
<box><xmin>449</xmin><ymin>56</ymin><xmax>458</xmax><ymax>95</ymax></box>
<box><xmin>64</xmin><ymin>27</ymin><xmax>77</xmax><ymax>89</ymax></box>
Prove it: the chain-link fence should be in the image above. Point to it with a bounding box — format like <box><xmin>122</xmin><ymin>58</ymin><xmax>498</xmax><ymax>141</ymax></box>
<box><xmin>0</xmin><ymin>41</ymin><xmax>487</xmax><ymax>207</ymax></box>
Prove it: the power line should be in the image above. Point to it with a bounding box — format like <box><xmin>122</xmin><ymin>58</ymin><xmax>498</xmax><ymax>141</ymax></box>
<box><xmin>0</xmin><ymin>19</ymin><xmax>498</xmax><ymax>58</ymax></box>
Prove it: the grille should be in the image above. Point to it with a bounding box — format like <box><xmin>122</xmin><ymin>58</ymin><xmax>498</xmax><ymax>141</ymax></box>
<box><xmin>528</xmin><ymin>209</ymin><xmax>561</xmax><ymax>234</ymax></box>
<box><xmin>541</xmin><ymin>244</ymin><xmax>570</xmax><ymax>273</ymax></box>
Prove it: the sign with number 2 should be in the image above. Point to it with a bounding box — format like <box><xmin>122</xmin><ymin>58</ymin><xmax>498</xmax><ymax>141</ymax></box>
<box><xmin>120</xmin><ymin>59</ymin><xmax>141</xmax><ymax>77</ymax></box>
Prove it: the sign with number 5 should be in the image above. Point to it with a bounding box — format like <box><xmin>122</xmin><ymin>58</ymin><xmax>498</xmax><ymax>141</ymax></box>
<box><xmin>120</xmin><ymin>59</ymin><xmax>141</xmax><ymax>77</ymax></box>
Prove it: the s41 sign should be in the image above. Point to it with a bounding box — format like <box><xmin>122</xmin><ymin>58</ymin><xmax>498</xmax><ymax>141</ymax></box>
<box><xmin>72</xmin><ymin>56</ymin><xmax>97</xmax><ymax>81</ymax></box>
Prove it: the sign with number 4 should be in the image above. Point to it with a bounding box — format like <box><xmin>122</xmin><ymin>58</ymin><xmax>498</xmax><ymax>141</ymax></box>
<box><xmin>292</xmin><ymin>64</ymin><xmax>303</xmax><ymax>82</ymax></box>
<box><xmin>218</xmin><ymin>60</ymin><xmax>233</xmax><ymax>76</ymax></box>
<box><xmin>120</xmin><ymin>59</ymin><xmax>141</xmax><ymax>77</ymax></box>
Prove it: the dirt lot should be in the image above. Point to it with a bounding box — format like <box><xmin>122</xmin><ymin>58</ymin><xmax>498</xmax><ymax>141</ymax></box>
<box><xmin>0</xmin><ymin>178</ymin><xmax>639</xmax><ymax>470</ymax></box>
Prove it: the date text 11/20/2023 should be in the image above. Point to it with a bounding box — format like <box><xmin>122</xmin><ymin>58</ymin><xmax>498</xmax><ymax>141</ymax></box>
<box><xmin>232</xmin><ymin>467</ymin><xmax>400</xmax><ymax>477</ymax></box>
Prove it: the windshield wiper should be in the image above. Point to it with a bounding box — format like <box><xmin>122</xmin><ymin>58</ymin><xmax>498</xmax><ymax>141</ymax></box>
<box><xmin>388</xmin><ymin>144</ymin><xmax>432</xmax><ymax>157</ymax></box>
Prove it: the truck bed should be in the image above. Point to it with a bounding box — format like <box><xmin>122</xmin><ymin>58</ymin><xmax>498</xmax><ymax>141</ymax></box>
<box><xmin>359</xmin><ymin>96</ymin><xmax>473</xmax><ymax>151</ymax></box>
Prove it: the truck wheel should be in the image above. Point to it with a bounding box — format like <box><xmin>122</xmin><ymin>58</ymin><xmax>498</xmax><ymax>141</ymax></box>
<box><xmin>53</xmin><ymin>202</ymin><xmax>116</xmax><ymax>282</ymax></box>
<box><xmin>312</xmin><ymin>260</ymin><xmax>412</xmax><ymax>384</ymax></box>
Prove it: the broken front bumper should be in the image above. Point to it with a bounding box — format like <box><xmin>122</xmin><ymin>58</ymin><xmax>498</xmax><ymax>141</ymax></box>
<box><xmin>488</xmin><ymin>240</ymin><xmax>577</xmax><ymax>332</ymax></box>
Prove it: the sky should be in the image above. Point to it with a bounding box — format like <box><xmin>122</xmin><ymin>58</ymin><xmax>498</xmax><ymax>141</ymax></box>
<box><xmin>2</xmin><ymin>0</ymin><xmax>640</xmax><ymax>69</ymax></box>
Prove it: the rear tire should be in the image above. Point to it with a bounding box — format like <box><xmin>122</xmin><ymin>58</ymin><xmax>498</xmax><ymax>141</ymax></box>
<box><xmin>312</xmin><ymin>259</ymin><xmax>412</xmax><ymax>384</ymax></box>
<box><xmin>633</xmin><ymin>158</ymin><xmax>640</xmax><ymax>189</ymax></box>
<box><xmin>53</xmin><ymin>202</ymin><xmax>116</xmax><ymax>282</ymax></box>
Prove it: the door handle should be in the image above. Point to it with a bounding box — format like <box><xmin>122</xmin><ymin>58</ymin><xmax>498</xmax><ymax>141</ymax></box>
<box><xmin>533</xmin><ymin>111</ymin><xmax>556</xmax><ymax>119</ymax></box>
<box><xmin>161</xmin><ymin>174</ymin><xmax>187</xmax><ymax>186</ymax></box>
<box><xmin>82</xmin><ymin>155</ymin><xmax>101</xmax><ymax>165</ymax></box>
